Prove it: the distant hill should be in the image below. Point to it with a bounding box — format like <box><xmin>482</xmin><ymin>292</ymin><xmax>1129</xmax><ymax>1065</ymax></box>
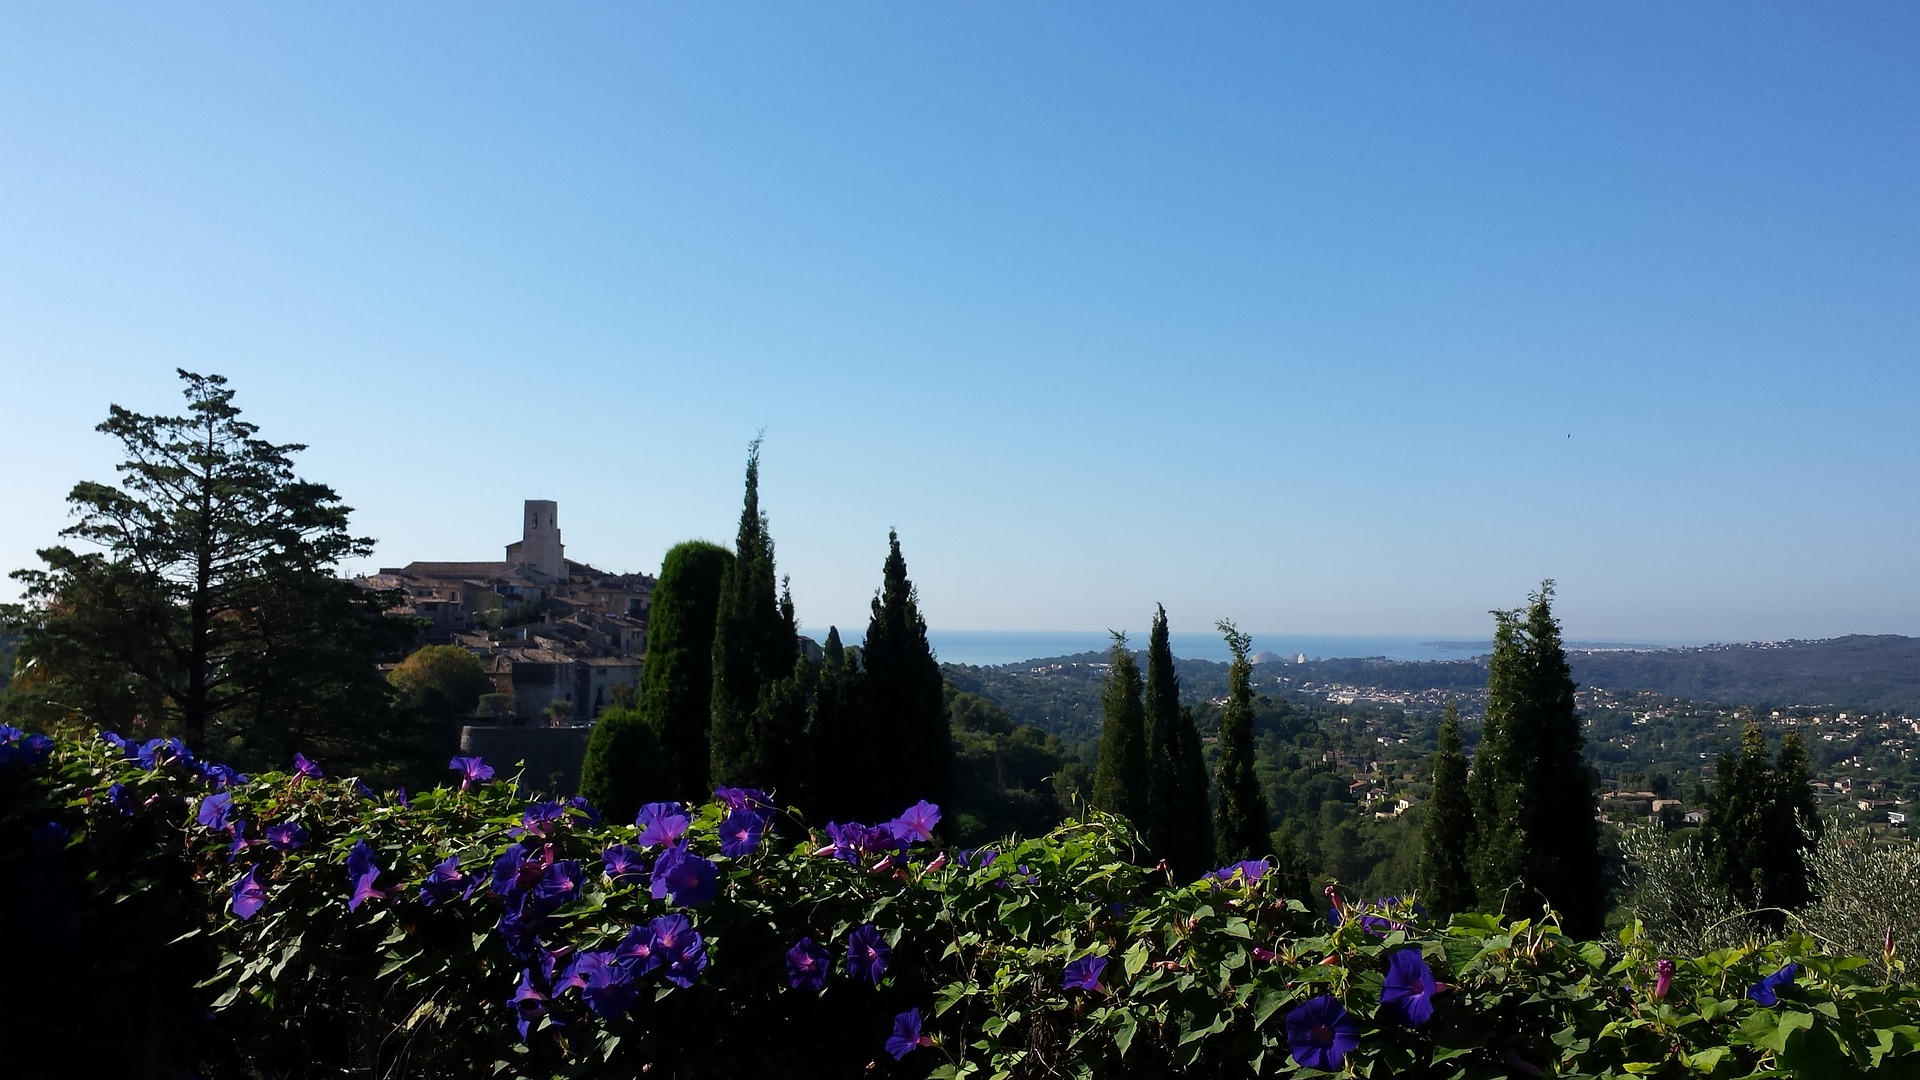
<box><xmin>1567</xmin><ymin>635</ymin><xmax>1920</xmax><ymax>712</ymax></box>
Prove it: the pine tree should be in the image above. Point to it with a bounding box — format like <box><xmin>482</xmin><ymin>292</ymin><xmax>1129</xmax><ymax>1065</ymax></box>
<box><xmin>1467</xmin><ymin>582</ymin><xmax>1603</xmax><ymax>937</ymax></box>
<box><xmin>589</xmin><ymin>540</ymin><xmax>730</xmax><ymax>807</ymax></box>
<box><xmin>1144</xmin><ymin>605</ymin><xmax>1212</xmax><ymax>879</ymax></box>
<box><xmin>1213</xmin><ymin>619</ymin><xmax>1270</xmax><ymax>864</ymax></box>
<box><xmin>857</xmin><ymin>530</ymin><xmax>951</xmax><ymax>822</ymax></box>
<box><xmin>1092</xmin><ymin>632</ymin><xmax>1149</xmax><ymax>828</ymax></box>
<box><xmin>709</xmin><ymin>438</ymin><xmax>799</xmax><ymax>790</ymax></box>
<box><xmin>1420</xmin><ymin>701</ymin><xmax>1477</xmax><ymax>918</ymax></box>
<box><xmin>1705</xmin><ymin>723</ymin><xmax>1821</xmax><ymax>924</ymax></box>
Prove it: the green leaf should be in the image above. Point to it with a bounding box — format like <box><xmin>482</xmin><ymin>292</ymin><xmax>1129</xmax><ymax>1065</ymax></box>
<box><xmin>1112</xmin><ymin>1011</ymin><xmax>1137</xmax><ymax>1057</ymax></box>
<box><xmin>1123</xmin><ymin>940</ymin><xmax>1149</xmax><ymax>978</ymax></box>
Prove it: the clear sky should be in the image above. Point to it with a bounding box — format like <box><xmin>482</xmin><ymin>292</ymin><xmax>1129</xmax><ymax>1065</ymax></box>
<box><xmin>3</xmin><ymin>4</ymin><xmax>1916</xmax><ymax>644</ymax></box>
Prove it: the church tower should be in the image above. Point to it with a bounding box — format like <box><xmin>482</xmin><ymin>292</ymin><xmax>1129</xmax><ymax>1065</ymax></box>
<box><xmin>507</xmin><ymin>499</ymin><xmax>566</xmax><ymax>580</ymax></box>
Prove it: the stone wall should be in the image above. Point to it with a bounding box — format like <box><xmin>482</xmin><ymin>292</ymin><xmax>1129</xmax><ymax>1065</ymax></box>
<box><xmin>458</xmin><ymin>724</ymin><xmax>592</xmax><ymax>795</ymax></box>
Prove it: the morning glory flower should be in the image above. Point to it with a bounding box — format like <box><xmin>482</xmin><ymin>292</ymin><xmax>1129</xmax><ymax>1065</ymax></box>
<box><xmin>99</xmin><ymin>730</ymin><xmax>135</xmax><ymax>757</ymax></box>
<box><xmin>637</xmin><ymin>803</ymin><xmax>691</xmax><ymax>847</ymax></box>
<box><xmin>658</xmin><ymin>921</ymin><xmax>708</xmax><ymax>988</ymax></box>
<box><xmin>886</xmin><ymin>801</ymin><xmax>942</xmax><ymax>843</ymax></box>
<box><xmin>567</xmin><ymin>950</ymin><xmax>640</xmax><ymax>1018</ymax></box>
<box><xmin>420</xmin><ymin>855</ymin><xmax>472</xmax><ymax>907</ymax></box>
<box><xmin>531</xmin><ymin>860</ymin><xmax>586</xmax><ymax>908</ymax></box>
<box><xmin>516</xmin><ymin>802</ymin><xmax>568</xmax><ymax>838</ymax></box>
<box><xmin>197</xmin><ymin>792</ymin><xmax>236</xmax><ymax>832</ymax></box>
<box><xmin>1285</xmin><ymin>995</ymin><xmax>1360</xmax><ymax>1071</ymax></box>
<box><xmin>614</xmin><ymin>923</ymin><xmax>662</xmax><ymax>976</ymax></box>
<box><xmin>714</xmin><ymin>787</ymin><xmax>772</xmax><ymax>812</ymax></box>
<box><xmin>1063</xmin><ymin>956</ymin><xmax>1108</xmax><ymax>994</ymax></box>
<box><xmin>346</xmin><ymin>840</ymin><xmax>377</xmax><ymax>882</ymax></box>
<box><xmin>508</xmin><ymin>969</ymin><xmax>548</xmax><ymax>1041</ymax></box>
<box><xmin>196</xmin><ymin>761</ymin><xmax>249</xmax><ymax>788</ymax></box>
<box><xmin>226</xmin><ymin>823</ymin><xmax>254</xmax><ymax>862</ymax></box>
<box><xmin>1210</xmin><ymin>858</ymin><xmax>1271</xmax><ymax>886</ymax></box>
<box><xmin>650</xmin><ymin>844</ymin><xmax>718</xmax><ymax>907</ymax></box>
<box><xmin>847</xmin><ymin>923</ymin><xmax>890</xmax><ymax>984</ymax></box>
<box><xmin>349</xmin><ymin>870</ymin><xmax>388</xmax><ymax>912</ymax></box>
<box><xmin>1379</xmin><ymin>949</ymin><xmax>1440</xmax><ymax>1027</ymax></box>
<box><xmin>490</xmin><ymin>843</ymin><xmax>556</xmax><ymax>897</ymax></box>
<box><xmin>719</xmin><ymin>809</ymin><xmax>766</xmax><ymax>858</ymax></box>
<box><xmin>449</xmin><ymin>755</ymin><xmax>494</xmax><ymax>790</ymax></box>
<box><xmin>137</xmin><ymin>738</ymin><xmax>192</xmax><ymax>770</ymax></box>
<box><xmin>566</xmin><ymin>795</ymin><xmax>601</xmax><ymax>826</ymax></box>
<box><xmin>602</xmin><ymin>843</ymin><xmax>646</xmax><ymax>882</ymax></box>
<box><xmin>496</xmin><ymin>895</ymin><xmax>546</xmax><ymax>960</ymax></box>
<box><xmin>292</xmin><ymin>752</ymin><xmax>323</xmax><ymax>780</ymax></box>
<box><xmin>105</xmin><ymin>783</ymin><xmax>138</xmax><ymax>816</ymax></box>
<box><xmin>886</xmin><ymin>1008</ymin><xmax>934</xmax><ymax>1060</ymax></box>
<box><xmin>264</xmin><ymin>821</ymin><xmax>308</xmax><ymax>851</ymax></box>
<box><xmin>786</xmin><ymin>936</ymin><xmax>831</xmax><ymax>991</ymax></box>
<box><xmin>1748</xmin><ymin>963</ymin><xmax>1799</xmax><ymax>1007</ymax></box>
<box><xmin>1653</xmin><ymin>959</ymin><xmax>1676</xmax><ymax>1002</ymax></box>
<box><xmin>231</xmin><ymin>865</ymin><xmax>268</xmax><ymax>920</ymax></box>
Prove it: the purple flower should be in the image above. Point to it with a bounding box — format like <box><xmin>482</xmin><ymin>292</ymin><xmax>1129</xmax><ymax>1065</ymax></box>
<box><xmin>349</xmin><ymin>870</ymin><xmax>388</xmax><ymax>912</ymax></box>
<box><xmin>231</xmin><ymin>866</ymin><xmax>268</xmax><ymax>920</ymax></box>
<box><xmin>518</xmin><ymin>802</ymin><xmax>567</xmax><ymax>838</ymax></box>
<box><xmin>531</xmin><ymin>860</ymin><xmax>586</xmax><ymax>908</ymax></box>
<box><xmin>567</xmin><ymin>950</ymin><xmax>640</xmax><ymax>1017</ymax></box>
<box><xmin>137</xmin><ymin>737</ymin><xmax>191</xmax><ymax>770</ymax></box>
<box><xmin>886</xmin><ymin>800</ymin><xmax>942</xmax><ymax>843</ymax></box>
<box><xmin>197</xmin><ymin>792</ymin><xmax>236</xmax><ymax>832</ymax></box>
<box><xmin>714</xmin><ymin>787</ymin><xmax>772</xmax><ymax>812</ymax></box>
<box><xmin>786</xmin><ymin>936</ymin><xmax>831</xmax><ymax>990</ymax></box>
<box><xmin>1654</xmin><ymin>958</ymin><xmax>1676</xmax><ymax>1001</ymax></box>
<box><xmin>265</xmin><ymin>822</ymin><xmax>307</xmax><ymax>852</ymax></box>
<box><xmin>449</xmin><ymin>755</ymin><xmax>494</xmax><ymax>790</ymax></box>
<box><xmin>846</xmin><ymin>923</ymin><xmax>890</xmax><ymax>984</ymax></box>
<box><xmin>719</xmin><ymin>809</ymin><xmax>766</xmax><ymax>858</ymax></box>
<box><xmin>1379</xmin><ymin>949</ymin><xmax>1439</xmax><ymax>1027</ymax></box>
<box><xmin>1748</xmin><ymin>963</ymin><xmax>1798</xmax><ymax>1007</ymax></box>
<box><xmin>196</xmin><ymin>761</ymin><xmax>249</xmax><ymax>788</ymax></box>
<box><xmin>346</xmin><ymin>840</ymin><xmax>377</xmax><ymax>882</ymax></box>
<box><xmin>650</xmin><ymin>844</ymin><xmax>719</xmax><ymax>907</ymax></box>
<box><xmin>508</xmin><ymin>968</ymin><xmax>548</xmax><ymax>1041</ymax></box>
<box><xmin>566</xmin><ymin>795</ymin><xmax>601</xmax><ymax>826</ymax></box>
<box><xmin>292</xmin><ymin>752</ymin><xmax>323</xmax><ymax>780</ymax></box>
<box><xmin>819</xmin><ymin>821</ymin><xmax>902</xmax><ymax>864</ymax></box>
<box><xmin>1285</xmin><ymin>995</ymin><xmax>1360</xmax><ymax>1071</ymax></box>
<box><xmin>226</xmin><ymin>823</ymin><xmax>254</xmax><ymax>862</ymax></box>
<box><xmin>99</xmin><ymin>730</ymin><xmax>135</xmax><ymax>757</ymax></box>
<box><xmin>490</xmin><ymin>843</ymin><xmax>555</xmax><ymax>897</ymax></box>
<box><xmin>1063</xmin><ymin>956</ymin><xmax>1108</xmax><ymax>994</ymax></box>
<box><xmin>656</xmin><ymin>919</ymin><xmax>708</xmax><ymax>988</ymax></box>
<box><xmin>353</xmin><ymin>779</ymin><xmax>376</xmax><ymax>801</ymax></box>
<box><xmin>886</xmin><ymin>1008</ymin><xmax>934</xmax><ymax>1060</ymax></box>
<box><xmin>105</xmin><ymin>783</ymin><xmax>138</xmax><ymax>816</ymax></box>
<box><xmin>636</xmin><ymin>803</ymin><xmax>691</xmax><ymax>847</ymax></box>
<box><xmin>958</xmin><ymin>848</ymin><xmax>999</xmax><ymax>869</ymax></box>
<box><xmin>1210</xmin><ymin>858</ymin><xmax>1271</xmax><ymax>886</ymax></box>
<box><xmin>420</xmin><ymin>855</ymin><xmax>472</xmax><ymax>907</ymax></box>
<box><xmin>614</xmin><ymin>923</ymin><xmax>662</xmax><ymax>976</ymax></box>
<box><xmin>602</xmin><ymin>843</ymin><xmax>646</xmax><ymax>882</ymax></box>
<box><xmin>496</xmin><ymin>895</ymin><xmax>547</xmax><ymax>960</ymax></box>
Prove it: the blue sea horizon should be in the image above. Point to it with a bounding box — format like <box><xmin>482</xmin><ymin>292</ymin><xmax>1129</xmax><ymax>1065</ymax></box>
<box><xmin>800</xmin><ymin>628</ymin><xmax>1504</xmax><ymax>668</ymax></box>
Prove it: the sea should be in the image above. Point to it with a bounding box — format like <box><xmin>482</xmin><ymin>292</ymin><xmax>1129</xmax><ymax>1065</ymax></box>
<box><xmin>800</xmin><ymin>629</ymin><xmax>1502</xmax><ymax>668</ymax></box>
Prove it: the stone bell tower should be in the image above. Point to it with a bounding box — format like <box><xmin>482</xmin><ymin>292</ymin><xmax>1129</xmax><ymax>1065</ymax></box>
<box><xmin>507</xmin><ymin>499</ymin><xmax>566</xmax><ymax>580</ymax></box>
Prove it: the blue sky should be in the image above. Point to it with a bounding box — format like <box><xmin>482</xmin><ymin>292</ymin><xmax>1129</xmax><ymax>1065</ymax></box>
<box><xmin>3</xmin><ymin>4</ymin><xmax>1916</xmax><ymax>643</ymax></box>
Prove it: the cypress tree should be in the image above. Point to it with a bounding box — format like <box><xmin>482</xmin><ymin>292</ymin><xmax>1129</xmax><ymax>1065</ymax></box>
<box><xmin>1467</xmin><ymin>582</ymin><xmax>1603</xmax><ymax>937</ymax></box>
<box><xmin>709</xmin><ymin>438</ymin><xmax>800</xmax><ymax>790</ymax></box>
<box><xmin>1420</xmin><ymin>701</ymin><xmax>1477</xmax><ymax>918</ymax></box>
<box><xmin>578</xmin><ymin>706</ymin><xmax>669</xmax><ymax>825</ymax></box>
<box><xmin>1213</xmin><ymin>619</ymin><xmax>1270</xmax><ymax>864</ymax></box>
<box><xmin>636</xmin><ymin>540</ymin><xmax>734</xmax><ymax>802</ymax></box>
<box><xmin>1091</xmin><ymin>631</ymin><xmax>1149</xmax><ymax>829</ymax></box>
<box><xmin>804</xmin><ymin>626</ymin><xmax>864</xmax><ymax>820</ymax></box>
<box><xmin>1706</xmin><ymin>724</ymin><xmax>1821</xmax><ymax>924</ymax></box>
<box><xmin>858</xmin><ymin>530</ymin><xmax>951</xmax><ymax>822</ymax></box>
<box><xmin>1144</xmin><ymin>605</ymin><xmax>1212</xmax><ymax>879</ymax></box>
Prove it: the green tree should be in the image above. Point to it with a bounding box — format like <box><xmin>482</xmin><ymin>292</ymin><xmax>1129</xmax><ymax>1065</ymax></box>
<box><xmin>1419</xmin><ymin>701</ymin><xmax>1477</xmax><ymax>918</ymax></box>
<box><xmin>1</xmin><ymin>371</ymin><xmax>420</xmax><ymax>777</ymax></box>
<box><xmin>1467</xmin><ymin>581</ymin><xmax>1604</xmax><ymax>937</ymax></box>
<box><xmin>629</xmin><ymin>540</ymin><xmax>733</xmax><ymax>803</ymax></box>
<box><xmin>708</xmin><ymin>438</ymin><xmax>800</xmax><ymax>791</ymax></box>
<box><xmin>1091</xmin><ymin>632</ymin><xmax>1148</xmax><ymax>828</ymax></box>
<box><xmin>579</xmin><ymin>705</ymin><xmax>670</xmax><ymax>825</ymax></box>
<box><xmin>1213</xmin><ymin>619</ymin><xmax>1270</xmax><ymax>864</ymax></box>
<box><xmin>804</xmin><ymin>626</ymin><xmax>865</xmax><ymax>820</ymax></box>
<box><xmin>389</xmin><ymin>645</ymin><xmax>491</xmax><ymax>721</ymax></box>
<box><xmin>1704</xmin><ymin>724</ymin><xmax>1821</xmax><ymax>924</ymax></box>
<box><xmin>856</xmin><ymin>530</ymin><xmax>951</xmax><ymax>822</ymax></box>
<box><xmin>1143</xmin><ymin>605</ymin><xmax>1212</xmax><ymax>879</ymax></box>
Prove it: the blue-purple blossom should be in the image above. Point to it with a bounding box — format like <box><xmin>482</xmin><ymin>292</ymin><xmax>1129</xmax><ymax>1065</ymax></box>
<box><xmin>449</xmin><ymin>755</ymin><xmax>494</xmax><ymax>790</ymax></box>
<box><xmin>565</xmin><ymin>795</ymin><xmax>601</xmax><ymax>826</ymax></box>
<box><xmin>353</xmin><ymin>780</ymin><xmax>375</xmax><ymax>800</ymax></box>
<box><xmin>714</xmin><ymin>787</ymin><xmax>772</xmax><ymax>812</ymax></box>
<box><xmin>138</xmin><ymin>738</ymin><xmax>192</xmax><ymax>770</ymax></box>
<box><xmin>786</xmin><ymin>936</ymin><xmax>831</xmax><ymax>990</ymax></box>
<box><xmin>292</xmin><ymin>752</ymin><xmax>323</xmax><ymax>779</ymax></box>
<box><xmin>346</xmin><ymin>840</ymin><xmax>377</xmax><ymax>882</ymax></box>
<box><xmin>636</xmin><ymin>803</ymin><xmax>691</xmax><ymax>847</ymax></box>
<box><xmin>231</xmin><ymin>866</ymin><xmax>267</xmax><ymax>920</ymax></box>
<box><xmin>105</xmin><ymin>783</ymin><xmax>138</xmax><ymax>816</ymax></box>
<box><xmin>508</xmin><ymin>969</ymin><xmax>548</xmax><ymax>1041</ymax></box>
<box><xmin>349</xmin><ymin>870</ymin><xmax>387</xmax><ymax>912</ymax></box>
<box><xmin>886</xmin><ymin>801</ymin><xmax>942</xmax><ymax>843</ymax></box>
<box><xmin>1749</xmin><ymin>963</ymin><xmax>1799</xmax><ymax>1007</ymax></box>
<box><xmin>226</xmin><ymin>824</ymin><xmax>254</xmax><ymax>861</ymax></box>
<box><xmin>1210</xmin><ymin>858</ymin><xmax>1271</xmax><ymax>886</ymax></box>
<box><xmin>614</xmin><ymin>923</ymin><xmax>662</xmax><ymax>976</ymax></box>
<box><xmin>490</xmin><ymin>843</ymin><xmax>556</xmax><ymax>897</ymax></box>
<box><xmin>719</xmin><ymin>809</ymin><xmax>766</xmax><ymax>858</ymax></box>
<box><xmin>958</xmin><ymin>848</ymin><xmax>999</xmax><ymax>869</ymax></box>
<box><xmin>1379</xmin><ymin>949</ymin><xmax>1439</xmax><ymax>1027</ymax></box>
<box><xmin>886</xmin><ymin>1008</ymin><xmax>933</xmax><ymax>1060</ymax></box>
<box><xmin>265</xmin><ymin>822</ymin><xmax>307</xmax><ymax>851</ymax></box>
<box><xmin>531</xmin><ymin>860</ymin><xmax>586</xmax><ymax>908</ymax></box>
<box><xmin>420</xmin><ymin>855</ymin><xmax>473</xmax><ymax>907</ymax></box>
<box><xmin>196</xmin><ymin>761</ymin><xmax>249</xmax><ymax>788</ymax></box>
<box><xmin>650</xmin><ymin>844</ymin><xmax>719</xmax><ymax>907</ymax></box>
<box><xmin>1285</xmin><ymin>995</ymin><xmax>1361</xmax><ymax>1071</ymax></box>
<box><xmin>517</xmin><ymin>802</ymin><xmax>567</xmax><ymax>838</ymax></box>
<box><xmin>847</xmin><ymin>923</ymin><xmax>890</xmax><ymax>984</ymax></box>
<box><xmin>1063</xmin><ymin>956</ymin><xmax>1108</xmax><ymax>993</ymax></box>
<box><xmin>0</xmin><ymin>726</ymin><xmax>52</xmax><ymax>767</ymax></box>
<box><xmin>496</xmin><ymin>895</ymin><xmax>546</xmax><ymax>960</ymax></box>
<box><xmin>567</xmin><ymin>950</ymin><xmax>640</xmax><ymax>1017</ymax></box>
<box><xmin>602</xmin><ymin>844</ymin><xmax>646</xmax><ymax>882</ymax></box>
<box><xmin>818</xmin><ymin>821</ymin><xmax>902</xmax><ymax>864</ymax></box>
<box><xmin>655</xmin><ymin>916</ymin><xmax>708</xmax><ymax>988</ymax></box>
<box><xmin>99</xmin><ymin>730</ymin><xmax>135</xmax><ymax>757</ymax></box>
<box><xmin>197</xmin><ymin>792</ymin><xmax>236</xmax><ymax>832</ymax></box>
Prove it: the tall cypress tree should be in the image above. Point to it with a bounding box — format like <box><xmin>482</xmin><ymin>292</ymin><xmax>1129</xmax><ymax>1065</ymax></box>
<box><xmin>804</xmin><ymin>626</ymin><xmax>864</xmax><ymax>821</ymax></box>
<box><xmin>1467</xmin><ymin>582</ymin><xmax>1603</xmax><ymax>937</ymax></box>
<box><xmin>634</xmin><ymin>541</ymin><xmax>733</xmax><ymax>800</ymax></box>
<box><xmin>1706</xmin><ymin>724</ymin><xmax>1821</xmax><ymax>924</ymax></box>
<box><xmin>1420</xmin><ymin>701</ymin><xmax>1477</xmax><ymax>918</ymax></box>
<box><xmin>857</xmin><ymin>530</ymin><xmax>951</xmax><ymax>822</ymax></box>
<box><xmin>709</xmin><ymin>438</ymin><xmax>800</xmax><ymax>790</ymax></box>
<box><xmin>1092</xmin><ymin>632</ymin><xmax>1149</xmax><ymax>828</ymax></box>
<box><xmin>1213</xmin><ymin>619</ymin><xmax>1270</xmax><ymax>864</ymax></box>
<box><xmin>1144</xmin><ymin>605</ymin><xmax>1212</xmax><ymax>878</ymax></box>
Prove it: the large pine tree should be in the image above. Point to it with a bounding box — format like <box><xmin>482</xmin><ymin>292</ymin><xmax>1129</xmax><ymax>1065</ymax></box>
<box><xmin>1467</xmin><ymin>582</ymin><xmax>1604</xmax><ymax>937</ymax></box>
<box><xmin>1705</xmin><ymin>723</ymin><xmax>1821</xmax><ymax>923</ymax></box>
<box><xmin>708</xmin><ymin>438</ymin><xmax>801</xmax><ymax>791</ymax></box>
<box><xmin>1419</xmin><ymin>701</ymin><xmax>1477</xmax><ymax>918</ymax></box>
<box><xmin>1091</xmin><ymin>632</ymin><xmax>1149</xmax><ymax>828</ymax></box>
<box><xmin>1143</xmin><ymin>605</ymin><xmax>1212</xmax><ymax>879</ymax></box>
<box><xmin>1212</xmin><ymin>619</ymin><xmax>1270</xmax><ymax>864</ymax></box>
<box><xmin>857</xmin><ymin>530</ymin><xmax>951</xmax><ymax>822</ymax></box>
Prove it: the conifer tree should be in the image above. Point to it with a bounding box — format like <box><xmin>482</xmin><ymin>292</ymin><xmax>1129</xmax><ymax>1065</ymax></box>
<box><xmin>1143</xmin><ymin>605</ymin><xmax>1212</xmax><ymax>878</ymax></box>
<box><xmin>1212</xmin><ymin>619</ymin><xmax>1270</xmax><ymax>864</ymax></box>
<box><xmin>804</xmin><ymin>626</ymin><xmax>864</xmax><ymax>820</ymax></box>
<box><xmin>857</xmin><ymin>530</ymin><xmax>951</xmax><ymax>822</ymax></box>
<box><xmin>1092</xmin><ymin>632</ymin><xmax>1149</xmax><ymax>828</ymax></box>
<box><xmin>709</xmin><ymin>438</ymin><xmax>800</xmax><ymax>790</ymax></box>
<box><xmin>578</xmin><ymin>706</ymin><xmax>669</xmax><ymax>825</ymax></box>
<box><xmin>1705</xmin><ymin>723</ymin><xmax>1821</xmax><ymax>923</ymax></box>
<box><xmin>1419</xmin><ymin>701</ymin><xmax>1477</xmax><ymax>918</ymax></box>
<box><xmin>1467</xmin><ymin>582</ymin><xmax>1603</xmax><ymax>937</ymax></box>
<box><xmin>608</xmin><ymin>540</ymin><xmax>732</xmax><ymax>804</ymax></box>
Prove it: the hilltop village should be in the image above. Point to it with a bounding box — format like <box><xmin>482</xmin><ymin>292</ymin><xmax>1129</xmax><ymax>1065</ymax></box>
<box><xmin>356</xmin><ymin>501</ymin><xmax>655</xmax><ymax>724</ymax></box>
